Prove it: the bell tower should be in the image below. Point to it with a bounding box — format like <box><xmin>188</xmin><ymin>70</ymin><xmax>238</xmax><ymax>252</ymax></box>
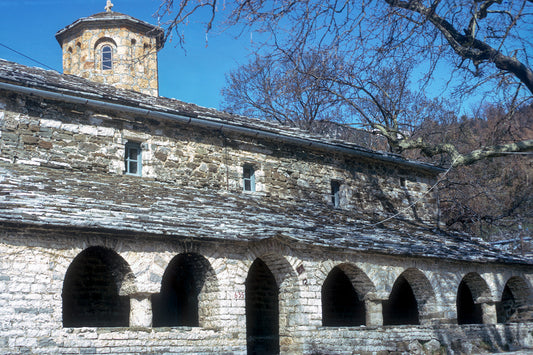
<box><xmin>55</xmin><ymin>2</ymin><xmax>164</xmax><ymax>96</ymax></box>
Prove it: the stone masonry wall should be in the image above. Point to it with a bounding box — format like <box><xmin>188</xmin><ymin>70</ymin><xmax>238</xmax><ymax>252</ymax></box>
<box><xmin>0</xmin><ymin>93</ymin><xmax>439</xmax><ymax>225</ymax></box>
<box><xmin>0</xmin><ymin>227</ymin><xmax>531</xmax><ymax>354</ymax></box>
<box><xmin>2</xmin><ymin>73</ymin><xmax>531</xmax><ymax>354</ymax></box>
<box><xmin>60</xmin><ymin>24</ymin><xmax>159</xmax><ymax>96</ymax></box>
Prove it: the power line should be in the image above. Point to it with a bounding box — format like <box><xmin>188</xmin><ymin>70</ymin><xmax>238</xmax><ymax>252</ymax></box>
<box><xmin>0</xmin><ymin>42</ymin><xmax>57</xmax><ymax>71</ymax></box>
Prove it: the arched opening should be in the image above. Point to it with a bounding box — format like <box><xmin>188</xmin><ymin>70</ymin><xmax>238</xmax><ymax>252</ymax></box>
<box><xmin>383</xmin><ymin>275</ymin><xmax>419</xmax><ymax>325</ymax></box>
<box><xmin>497</xmin><ymin>276</ymin><xmax>531</xmax><ymax>323</ymax></box>
<box><xmin>246</xmin><ymin>258</ymin><xmax>279</xmax><ymax>355</ymax></box>
<box><xmin>457</xmin><ymin>279</ymin><xmax>483</xmax><ymax>324</ymax></box>
<box><xmin>152</xmin><ymin>253</ymin><xmax>216</xmax><ymax>327</ymax></box>
<box><xmin>322</xmin><ymin>266</ymin><xmax>366</xmax><ymax>326</ymax></box>
<box><xmin>62</xmin><ymin>246</ymin><xmax>132</xmax><ymax>327</ymax></box>
<box><xmin>497</xmin><ymin>285</ymin><xmax>516</xmax><ymax>324</ymax></box>
<box><xmin>94</xmin><ymin>37</ymin><xmax>117</xmax><ymax>71</ymax></box>
<box><xmin>101</xmin><ymin>45</ymin><xmax>113</xmax><ymax>70</ymax></box>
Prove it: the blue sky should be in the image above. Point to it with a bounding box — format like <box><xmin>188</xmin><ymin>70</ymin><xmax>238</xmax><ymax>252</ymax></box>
<box><xmin>0</xmin><ymin>0</ymin><xmax>252</xmax><ymax>109</ymax></box>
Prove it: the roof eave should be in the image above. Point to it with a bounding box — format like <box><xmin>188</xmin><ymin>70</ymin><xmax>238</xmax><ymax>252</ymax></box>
<box><xmin>0</xmin><ymin>79</ymin><xmax>445</xmax><ymax>175</ymax></box>
<box><xmin>55</xmin><ymin>13</ymin><xmax>164</xmax><ymax>49</ymax></box>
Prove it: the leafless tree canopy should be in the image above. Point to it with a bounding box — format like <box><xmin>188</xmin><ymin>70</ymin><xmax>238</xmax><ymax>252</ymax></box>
<box><xmin>221</xmin><ymin>52</ymin><xmax>348</xmax><ymax>131</ymax></box>
<box><xmin>157</xmin><ymin>0</ymin><xmax>533</xmax><ymax>166</ymax></box>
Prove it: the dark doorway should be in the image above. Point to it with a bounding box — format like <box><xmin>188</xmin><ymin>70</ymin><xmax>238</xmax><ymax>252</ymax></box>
<box><xmin>62</xmin><ymin>246</ymin><xmax>130</xmax><ymax>327</ymax></box>
<box><xmin>497</xmin><ymin>285</ymin><xmax>517</xmax><ymax>323</ymax></box>
<box><xmin>383</xmin><ymin>275</ymin><xmax>419</xmax><ymax>325</ymax></box>
<box><xmin>457</xmin><ymin>280</ymin><xmax>483</xmax><ymax>324</ymax></box>
<box><xmin>152</xmin><ymin>253</ymin><xmax>210</xmax><ymax>327</ymax></box>
<box><xmin>322</xmin><ymin>266</ymin><xmax>365</xmax><ymax>326</ymax></box>
<box><xmin>246</xmin><ymin>258</ymin><xmax>279</xmax><ymax>355</ymax></box>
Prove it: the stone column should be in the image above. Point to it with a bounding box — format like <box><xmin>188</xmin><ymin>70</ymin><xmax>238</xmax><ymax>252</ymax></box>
<box><xmin>365</xmin><ymin>299</ymin><xmax>383</xmax><ymax>326</ymax></box>
<box><xmin>129</xmin><ymin>293</ymin><xmax>152</xmax><ymax>327</ymax></box>
<box><xmin>481</xmin><ymin>302</ymin><xmax>498</xmax><ymax>324</ymax></box>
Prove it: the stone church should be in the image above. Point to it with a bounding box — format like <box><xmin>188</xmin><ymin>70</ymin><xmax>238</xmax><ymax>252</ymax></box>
<box><xmin>0</xmin><ymin>3</ymin><xmax>532</xmax><ymax>354</ymax></box>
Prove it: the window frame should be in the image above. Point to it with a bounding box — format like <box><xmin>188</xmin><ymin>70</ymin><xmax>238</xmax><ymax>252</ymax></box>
<box><xmin>101</xmin><ymin>45</ymin><xmax>113</xmax><ymax>70</ymax></box>
<box><xmin>124</xmin><ymin>142</ymin><xmax>142</xmax><ymax>176</ymax></box>
<box><xmin>243</xmin><ymin>164</ymin><xmax>256</xmax><ymax>192</ymax></box>
<box><xmin>331</xmin><ymin>180</ymin><xmax>341</xmax><ymax>208</ymax></box>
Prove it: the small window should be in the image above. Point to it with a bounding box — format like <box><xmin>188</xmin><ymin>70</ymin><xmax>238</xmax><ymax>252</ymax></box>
<box><xmin>243</xmin><ymin>165</ymin><xmax>255</xmax><ymax>192</ymax></box>
<box><xmin>102</xmin><ymin>45</ymin><xmax>113</xmax><ymax>70</ymax></box>
<box><xmin>400</xmin><ymin>177</ymin><xmax>406</xmax><ymax>187</ymax></box>
<box><xmin>125</xmin><ymin>142</ymin><xmax>142</xmax><ymax>176</ymax></box>
<box><xmin>331</xmin><ymin>180</ymin><xmax>341</xmax><ymax>208</ymax></box>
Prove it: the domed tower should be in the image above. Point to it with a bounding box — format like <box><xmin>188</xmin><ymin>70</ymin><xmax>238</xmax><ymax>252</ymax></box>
<box><xmin>55</xmin><ymin>1</ymin><xmax>164</xmax><ymax>96</ymax></box>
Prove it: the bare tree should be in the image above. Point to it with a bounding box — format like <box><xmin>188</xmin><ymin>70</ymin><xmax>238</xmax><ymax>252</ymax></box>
<box><xmin>221</xmin><ymin>52</ymin><xmax>348</xmax><ymax>131</ymax></box>
<box><xmin>156</xmin><ymin>0</ymin><xmax>533</xmax><ymax>167</ymax></box>
<box><xmin>427</xmin><ymin>104</ymin><xmax>533</xmax><ymax>242</ymax></box>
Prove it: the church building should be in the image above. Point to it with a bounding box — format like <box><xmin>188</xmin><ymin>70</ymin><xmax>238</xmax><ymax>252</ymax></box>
<box><xmin>0</xmin><ymin>2</ymin><xmax>532</xmax><ymax>354</ymax></box>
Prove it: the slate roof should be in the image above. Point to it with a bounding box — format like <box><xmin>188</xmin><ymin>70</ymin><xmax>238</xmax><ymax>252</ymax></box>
<box><xmin>0</xmin><ymin>162</ymin><xmax>530</xmax><ymax>265</ymax></box>
<box><xmin>0</xmin><ymin>59</ymin><xmax>443</xmax><ymax>174</ymax></box>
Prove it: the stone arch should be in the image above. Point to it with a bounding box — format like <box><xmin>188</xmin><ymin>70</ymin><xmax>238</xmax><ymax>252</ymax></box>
<box><xmin>94</xmin><ymin>37</ymin><xmax>117</xmax><ymax>50</ymax></box>
<box><xmin>143</xmin><ymin>42</ymin><xmax>151</xmax><ymax>53</ymax></box>
<box><xmin>457</xmin><ymin>272</ymin><xmax>491</xmax><ymax>324</ymax></box>
<box><xmin>151</xmin><ymin>252</ymin><xmax>218</xmax><ymax>328</ymax></box>
<box><xmin>321</xmin><ymin>263</ymin><xmax>376</xmax><ymax>326</ymax></box>
<box><xmin>94</xmin><ymin>37</ymin><xmax>117</xmax><ymax>70</ymax></box>
<box><xmin>245</xmin><ymin>251</ymin><xmax>301</xmax><ymax>355</ymax></box>
<box><xmin>65</xmin><ymin>46</ymin><xmax>73</xmax><ymax>72</ymax></box>
<box><xmin>497</xmin><ymin>276</ymin><xmax>532</xmax><ymax>323</ymax></box>
<box><xmin>383</xmin><ymin>268</ymin><xmax>436</xmax><ymax>325</ymax></box>
<box><xmin>62</xmin><ymin>246</ymin><xmax>135</xmax><ymax>327</ymax></box>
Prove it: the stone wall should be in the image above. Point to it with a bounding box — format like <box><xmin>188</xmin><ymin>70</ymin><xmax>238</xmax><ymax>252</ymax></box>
<box><xmin>1</xmin><ymin>68</ymin><xmax>532</xmax><ymax>354</ymax></box>
<box><xmin>0</xmin><ymin>227</ymin><xmax>531</xmax><ymax>354</ymax></box>
<box><xmin>0</xmin><ymin>93</ymin><xmax>439</xmax><ymax>225</ymax></box>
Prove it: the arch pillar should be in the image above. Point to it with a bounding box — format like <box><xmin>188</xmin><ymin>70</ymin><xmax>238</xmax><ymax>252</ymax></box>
<box><xmin>364</xmin><ymin>299</ymin><xmax>383</xmax><ymax>326</ymax></box>
<box><xmin>481</xmin><ymin>301</ymin><xmax>498</xmax><ymax>324</ymax></box>
<box><xmin>364</xmin><ymin>291</ymin><xmax>387</xmax><ymax>326</ymax></box>
<box><xmin>129</xmin><ymin>293</ymin><xmax>152</xmax><ymax>327</ymax></box>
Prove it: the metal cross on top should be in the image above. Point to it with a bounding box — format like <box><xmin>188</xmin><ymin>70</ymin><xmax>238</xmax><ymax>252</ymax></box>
<box><xmin>105</xmin><ymin>0</ymin><xmax>114</xmax><ymax>12</ymax></box>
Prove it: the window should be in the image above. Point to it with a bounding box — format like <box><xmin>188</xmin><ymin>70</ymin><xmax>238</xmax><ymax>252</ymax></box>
<box><xmin>102</xmin><ymin>45</ymin><xmax>113</xmax><ymax>70</ymax></box>
<box><xmin>125</xmin><ymin>142</ymin><xmax>142</xmax><ymax>176</ymax></box>
<box><xmin>400</xmin><ymin>177</ymin><xmax>406</xmax><ymax>187</ymax></box>
<box><xmin>331</xmin><ymin>180</ymin><xmax>341</xmax><ymax>207</ymax></box>
<box><xmin>243</xmin><ymin>164</ymin><xmax>255</xmax><ymax>192</ymax></box>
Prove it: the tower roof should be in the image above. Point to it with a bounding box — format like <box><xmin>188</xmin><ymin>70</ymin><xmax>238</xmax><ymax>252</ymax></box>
<box><xmin>55</xmin><ymin>11</ymin><xmax>165</xmax><ymax>50</ymax></box>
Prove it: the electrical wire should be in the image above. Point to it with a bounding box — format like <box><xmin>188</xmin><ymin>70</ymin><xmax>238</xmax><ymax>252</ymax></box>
<box><xmin>0</xmin><ymin>42</ymin><xmax>58</xmax><ymax>71</ymax></box>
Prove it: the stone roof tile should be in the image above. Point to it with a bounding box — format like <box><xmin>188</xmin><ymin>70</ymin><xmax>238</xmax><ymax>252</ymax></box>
<box><xmin>0</xmin><ymin>163</ymin><xmax>530</xmax><ymax>265</ymax></box>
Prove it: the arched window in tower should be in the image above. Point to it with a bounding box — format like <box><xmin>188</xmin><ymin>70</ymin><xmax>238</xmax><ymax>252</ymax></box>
<box><xmin>102</xmin><ymin>45</ymin><xmax>113</xmax><ymax>70</ymax></box>
<box><xmin>65</xmin><ymin>47</ymin><xmax>73</xmax><ymax>72</ymax></box>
